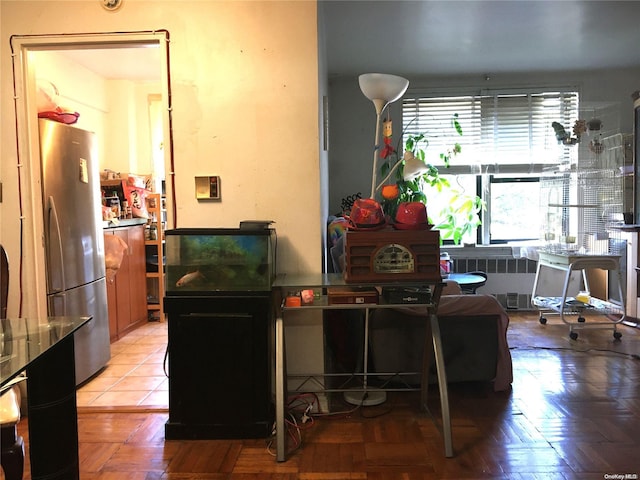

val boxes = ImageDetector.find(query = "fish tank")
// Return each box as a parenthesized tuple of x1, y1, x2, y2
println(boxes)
(164, 228, 276, 294)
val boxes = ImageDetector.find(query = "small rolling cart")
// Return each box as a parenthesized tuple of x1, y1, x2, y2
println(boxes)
(531, 251, 625, 340)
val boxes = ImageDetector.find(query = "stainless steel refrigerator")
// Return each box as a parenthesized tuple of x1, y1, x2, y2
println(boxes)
(39, 118, 110, 385)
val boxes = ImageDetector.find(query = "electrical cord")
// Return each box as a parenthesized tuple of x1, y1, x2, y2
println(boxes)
(266, 389, 399, 456)
(353, 391, 395, 419)
(265, 412, 304, 457)
(265, 392, 322, 456)
(310, 402, 360, 419)
(9, 36, 26, 317)
(163, 344, 170, 377)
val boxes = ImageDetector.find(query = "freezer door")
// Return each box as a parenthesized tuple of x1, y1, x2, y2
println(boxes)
(40, 119, 105, 293)
(48, 278, 110, 385)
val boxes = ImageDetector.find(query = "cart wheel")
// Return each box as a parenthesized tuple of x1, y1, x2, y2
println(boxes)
(570, 331, 578, 340)
(613, 331, 622, 340)
(577, 316, 586, 323)
(539, 316, 547, 325)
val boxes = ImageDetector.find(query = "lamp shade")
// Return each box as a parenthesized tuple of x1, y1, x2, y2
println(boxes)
(403, 153, 428, 180)
(359, 73, 409, 105)
(360, 73, 410, 198)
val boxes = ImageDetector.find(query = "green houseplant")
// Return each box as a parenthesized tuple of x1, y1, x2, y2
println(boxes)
(377, 114, 484, 244)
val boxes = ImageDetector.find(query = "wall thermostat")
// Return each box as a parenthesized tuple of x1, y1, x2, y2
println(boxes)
(195, 176, 221, 201)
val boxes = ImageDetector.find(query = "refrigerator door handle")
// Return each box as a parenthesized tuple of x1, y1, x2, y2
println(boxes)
(47, 195, 67, 312)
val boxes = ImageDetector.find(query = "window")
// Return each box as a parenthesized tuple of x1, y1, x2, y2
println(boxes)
(402, 88, 579, 244)
(486, 175, 541, 243)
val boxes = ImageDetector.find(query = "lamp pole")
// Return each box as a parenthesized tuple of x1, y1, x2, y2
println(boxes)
(370, 98, 387, 199)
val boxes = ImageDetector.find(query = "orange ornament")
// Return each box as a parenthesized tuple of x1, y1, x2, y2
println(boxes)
(381, 184, 400, 200)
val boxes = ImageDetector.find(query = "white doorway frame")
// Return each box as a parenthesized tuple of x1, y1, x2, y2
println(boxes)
(10, 31, 173, 319)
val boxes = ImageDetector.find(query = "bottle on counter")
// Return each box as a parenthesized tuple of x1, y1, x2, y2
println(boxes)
(122, 200, 132, 219)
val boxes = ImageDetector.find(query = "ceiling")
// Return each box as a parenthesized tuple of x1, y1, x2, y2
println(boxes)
(321, 0, 640, 77)
(60, 1, 640, 80)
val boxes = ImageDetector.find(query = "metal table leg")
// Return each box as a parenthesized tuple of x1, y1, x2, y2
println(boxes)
(430, 312, 453, 457)
(275, 313, 286, 461)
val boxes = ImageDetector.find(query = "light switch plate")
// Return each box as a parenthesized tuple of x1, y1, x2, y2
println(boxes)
(195, 176, 221, 200)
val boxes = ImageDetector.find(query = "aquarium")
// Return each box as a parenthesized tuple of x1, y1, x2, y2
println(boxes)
(164, 228, 276, 294)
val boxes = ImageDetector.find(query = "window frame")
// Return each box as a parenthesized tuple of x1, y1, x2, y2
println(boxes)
(483, 175, 541, 244)
(402, 86, 580, 245)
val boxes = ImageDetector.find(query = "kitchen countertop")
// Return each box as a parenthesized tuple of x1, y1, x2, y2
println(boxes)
(102, 218, 148, 229)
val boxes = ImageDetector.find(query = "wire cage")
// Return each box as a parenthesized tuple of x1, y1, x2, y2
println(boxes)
(540, 167, 624, 255)
(540, 103, 625, 257)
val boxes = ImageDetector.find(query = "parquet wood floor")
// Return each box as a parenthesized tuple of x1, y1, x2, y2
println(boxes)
(9, 312, 640, 479)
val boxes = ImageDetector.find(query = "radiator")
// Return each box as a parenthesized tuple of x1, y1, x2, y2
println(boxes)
(452, 256, 537, 311)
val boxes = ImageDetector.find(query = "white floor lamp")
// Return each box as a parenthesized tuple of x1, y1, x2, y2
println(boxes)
(343, 73, 410, 407)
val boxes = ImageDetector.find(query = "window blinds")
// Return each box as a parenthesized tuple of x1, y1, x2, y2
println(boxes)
(402, 88, 579, 174)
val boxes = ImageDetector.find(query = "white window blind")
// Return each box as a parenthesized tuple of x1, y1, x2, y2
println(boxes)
(402, 88, 579, 174)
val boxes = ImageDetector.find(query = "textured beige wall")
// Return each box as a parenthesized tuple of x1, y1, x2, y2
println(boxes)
(1, 1, 322, 318)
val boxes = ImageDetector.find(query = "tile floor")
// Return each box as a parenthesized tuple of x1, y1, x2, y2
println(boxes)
(76, 320, 169, 409)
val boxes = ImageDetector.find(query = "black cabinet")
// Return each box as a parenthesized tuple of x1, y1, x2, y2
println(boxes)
(164, 295, 272, 439)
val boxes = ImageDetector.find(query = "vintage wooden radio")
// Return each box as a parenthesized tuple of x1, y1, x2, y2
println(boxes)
(343, 227, 441, 283)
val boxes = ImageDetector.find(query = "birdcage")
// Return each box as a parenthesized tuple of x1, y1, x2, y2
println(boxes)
(540, 166, 623, 256)
(540, 103, 625, 256)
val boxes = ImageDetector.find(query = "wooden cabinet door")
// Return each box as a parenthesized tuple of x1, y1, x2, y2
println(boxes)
(106, 273, 118, 342)
(104, 231, 119, 342)
(104, 225, 148, 341)
(112, 228, 133, 336)
(127, 225, 148, 327)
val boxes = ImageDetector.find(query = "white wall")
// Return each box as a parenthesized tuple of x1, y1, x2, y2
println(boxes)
(1, 0, 322, 304)
(1, 1, 324, 378)
(328, 68, 640, 215)
(103, 79, 163, 175)
(30, 50, 110, 164)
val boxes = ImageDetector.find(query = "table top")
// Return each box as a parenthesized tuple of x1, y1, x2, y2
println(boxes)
(1, 316, 91, 388)
(447, 273, 486, 286)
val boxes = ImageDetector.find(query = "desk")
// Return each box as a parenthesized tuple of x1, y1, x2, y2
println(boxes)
(272, 273, 452, 462)
(1, 316, 91, 480)
(447, 272, 486, 293)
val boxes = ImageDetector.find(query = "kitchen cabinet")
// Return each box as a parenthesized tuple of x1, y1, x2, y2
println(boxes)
(105, 224, 147, 342)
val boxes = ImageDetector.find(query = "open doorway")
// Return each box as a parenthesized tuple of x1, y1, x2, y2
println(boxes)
(9, 32, 173, 401)
(10, 30, 173, 309)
